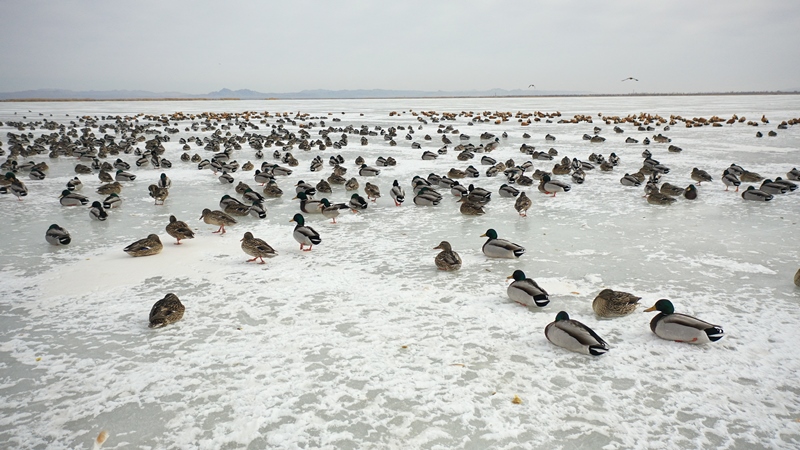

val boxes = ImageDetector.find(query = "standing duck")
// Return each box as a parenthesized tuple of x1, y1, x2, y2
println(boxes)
(200, 208, 236, 234)
(149, 293, 185, 328)
(124, 234, 163, 257)
(349, 193, 368, 212)
(481, 229, 525, 259)
(45, 224, 71, 245)
(721, 169, 741, 192)
(507, 270, 549, 307)
(240, 232, 277, 264)
(148, 184, 168, 205)
(293, 191, 322, 214)
(318, 198, 349, 223)
(539, 174, 570, 197)
(364, 182, 381, 202)
(545, 311, 609, 356)
(645, 299, 724, 344)
(691, 168, 713, 184)
(390, 180, 405, 206)
(433, 241, 462, 271)
(165, 215, 194, 244)
(290, 213, 321, 251)
(592, 289, 640, 317)
(514, 192, 532, 217)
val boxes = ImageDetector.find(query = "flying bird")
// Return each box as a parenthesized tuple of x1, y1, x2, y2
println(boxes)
(528, 84, 536, 88)
(621, 77, 639, 82)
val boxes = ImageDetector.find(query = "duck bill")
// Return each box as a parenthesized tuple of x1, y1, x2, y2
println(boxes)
(479, 233, 487, 237)
(644, 306, 657, 312)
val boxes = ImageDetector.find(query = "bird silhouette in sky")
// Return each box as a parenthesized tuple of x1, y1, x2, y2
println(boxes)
(621, 77, 639, 82)
(528, 84, 535, 88)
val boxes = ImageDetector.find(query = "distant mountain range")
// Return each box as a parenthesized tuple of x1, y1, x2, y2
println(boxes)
(1, 88, 796, 101)
(0, 87, 588, 100)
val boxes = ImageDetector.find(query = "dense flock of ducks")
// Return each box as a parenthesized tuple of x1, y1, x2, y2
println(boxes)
(2, 107, 799, 352)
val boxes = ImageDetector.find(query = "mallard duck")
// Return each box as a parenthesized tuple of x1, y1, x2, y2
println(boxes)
(740, 171, 763, 183)
(691, 167, 713, 184)
(253, 169, 273, 186)
(249, 201, 267, 219)
(447, 168, 466, 179)
(290, 213, 321, 251)
(158, 173, 171, 190)
(262, 179, 283, 198)
(390, 180, 405, 206)
(98, 170, 114, 183)
(243, 188, 265, 204)
(295, 180, 317, 197)
(241, 161, 254, 171)
(645, 299, 724, 344)
(539, 174, 570, 197)
(467, 184, 491, 204)
(124, 234, 163, 257)
(349, 193, 368, 212)
(3, 176, 28, 200)
(646, 192, 676, 205)
(97, 182, 122, 195)
(722, 169, 741, 191)
(293, 191, 322, 214)
(458, 197, 485, 215)
(166, 215, 194, 244)
(481, 229, 524, 259)
(148, 184, 168, 205)
(620, 173, 641, 187)
(28, 168, 46, 180)
(218, 171, 234, 184)
(241, 231, 277, 264)
(115, 170, 136, 182)
(102, 193, 121, 209)
(345, 177, 360, 191)
(571, 168, 586, 184)
(364, 182, 381, 202)
(787, 168, 800, 181)
(200, 208, 236, 234)
(741, 185, 773, 201)
(75, 164, 92, 174)
(449, 181, 467, 197)
(113, 159, 131, 170)
(359, 164, 380, 176)
(507, 270, 549, 307)
(592, 289, 640, 317)
(759, 179, 788, 195)
(45, 224, 71, 245)
(682, 184, 697, 200)
(59, 189, 89, 206)
(268, 164, 293, 176)
(319, 198, 349, 223)
(149, 293, 185, 328)
(414, 187, 442, 206)
(545, 311, 609, 356)
(235, 181, 252, 195)
(89, 201, 108, 221)
(66, 177, 83, 191)
(772, 177, 798, 191)
(794, 268, 800, 287)
(514, 192, 532, 217)
(499, 184, 519, 198)
(433, 241, 462, 271)
(328, 173, 346, 185)
(316, 179, 332, 194)
(224, 202, 251, 216)
(660, 182, 686, 197)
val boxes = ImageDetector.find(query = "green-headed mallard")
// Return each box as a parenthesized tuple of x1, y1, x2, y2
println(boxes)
(592, 289, 640, 318)
(545, 311, 609, 356)
(433, 241, 462, 271)
(413, 187, 441, 206)
(148, 184, 168, 205)
(124, 234, 163, 257)
(254, 169, 273, 186)
(645, 299, 724, 344)
(115, 170, 136, 182)
(359, 164, 381, 176)
(319, 198, 349, 223)
(166, 215, 194, 244)
(66, 177, 83, 191)
(741, 186, 773, 201)
(200, 208, 236, 234)
(481, 229, 524, 259)
(722, 169, 741, 191)
(290, 213, 321, 251)
(158, 173, 171, 190)
(60, 189, 89, 206)
(102, 193, 121, 209)
(539, 174, 570, 197)
(507, 270, 548, 307)
(243, 188, 265, 204)
(149, 293, 185, 328)
(89, 201, 108, 221)
(514, 192, 531, 217)
(293, 191, 322, 214)
(45, 224, 71, 246)
(390, 180, 405, 206)
(241, 231, 277, 264)
(364, 182, 381, 202)
(499, 183, 520, 198)
(349, 193, 368, 212)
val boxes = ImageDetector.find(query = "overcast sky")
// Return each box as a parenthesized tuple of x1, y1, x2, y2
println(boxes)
(1, 0, 798, 95)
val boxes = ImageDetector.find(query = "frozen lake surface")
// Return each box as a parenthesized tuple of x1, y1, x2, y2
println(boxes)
(0, 95, 799, 449)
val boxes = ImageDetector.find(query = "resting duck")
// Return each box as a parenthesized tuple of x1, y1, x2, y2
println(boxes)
(148, 184, 168, 205)
(66, 177, 83, 191)
(115, 170, 136, 182)
(345, 177, 360, 191)
(290, 213, 321, 251)
(413, 187, 441, 206)
(647, 192, 676, 205)
(124, 234, 163, 257)
(433, 241, 462, 271)
(262, 180, 283, 198)
(359, 164, 381, 176)
(499, 183, 520, 198)
(89, 201, 108, 221)
(200, 208, 236, 234)
(316, 179, 333, 194)
(60, 189, 89, 206)
(645, 299, 724, 344)
(166, 215, 194, 244)
(545, 311, 609, 356)
(149, 293, 185, 328)
(481, 229, 524, 259)
(102, 193, 121, 209)
(45, 224, 71, 245)
(240, 232, 277, 264)
(349, 193, 368, 212)
(684, 184, 698, 200)
(660, 182, 686, 197)
(458, 197, 485, 215)
(507, 270, 549, 307)
(741, 186, 773, 201)
(97, 182, 122, 195)
(592, 289, 640, 317)
(242, 188, 265, 205)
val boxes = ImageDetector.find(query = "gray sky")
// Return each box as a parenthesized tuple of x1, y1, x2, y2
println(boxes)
(1, 0, 798, 95)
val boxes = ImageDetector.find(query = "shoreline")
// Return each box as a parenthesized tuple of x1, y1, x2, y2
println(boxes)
(1, 91, 798, 103)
